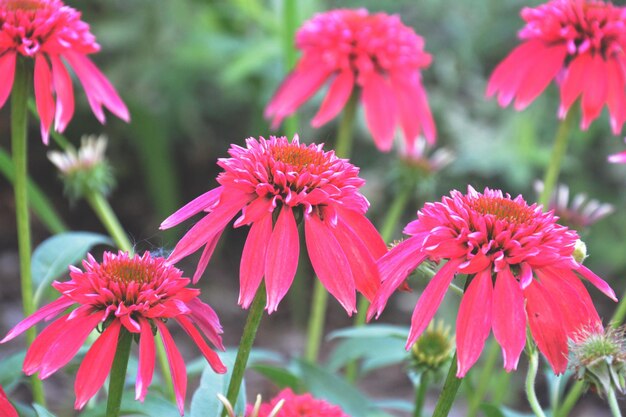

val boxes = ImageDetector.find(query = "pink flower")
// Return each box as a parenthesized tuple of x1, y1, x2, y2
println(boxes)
(1, 251, 226, 414)
(161, 135, 386, 314)
(0, 386, 18, 417)
(265, 9, 435, 152)
(368, 186, 617, 377)
(609, 138, 626, 163)
(0, 0, 130, 144)
(247, 389, 349, 417)
(486, 0, 626, 134)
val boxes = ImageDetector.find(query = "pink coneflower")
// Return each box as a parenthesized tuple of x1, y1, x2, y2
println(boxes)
(0, 386, 18, 417)
(161, 135, 386, 314)
(0, 0, 129, 144)
(248, 389, 349, 417)
(265, 9, 435, 152)
(609, 138, 626, 163)
(1, 251, 226, 414)
(368, 186, 617, 377)
(486, 0, 626, 134)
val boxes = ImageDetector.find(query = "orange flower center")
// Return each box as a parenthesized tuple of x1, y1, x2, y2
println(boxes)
(3, 0, 44, 11)
(468, 196, 534, 224)
(103, 260, 154, 285)
(270, 144, 328, 170)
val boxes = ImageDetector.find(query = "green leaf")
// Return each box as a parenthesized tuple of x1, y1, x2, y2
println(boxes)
(32, 404, 57, 417)
(327, 337, 406, 374)
(251, 364, 301, 390)
(31, 232, 112, 306)
(79, 394, 180, 417)
(0, 351, 26, 389)
(327, 324, 409, 340)
(480, 404, 537, 417)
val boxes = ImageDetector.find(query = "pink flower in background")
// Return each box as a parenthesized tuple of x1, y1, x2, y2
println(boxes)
(1, 251, 226, 415)
(368, 186, 616, 377)
(265, 9, 435, 152)
(0, 386, 18, 417)
(161, 135, 386, 314)
(248, 389, 349, 417)
(0, 0, 129, 144)
(609, 138, 626, 163)
(487, 0, 626, 134)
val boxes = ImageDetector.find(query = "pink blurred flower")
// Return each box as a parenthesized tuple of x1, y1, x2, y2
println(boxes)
(161, 135, 386, 314)
(0, 386, 18, 417)
(368, 186, 616, 377)
(486, 0, 626, 134)
(265, 9, 435, 152)
(609, 138, 626, 163)
(0, 0, 129, 144)
(1, 251, 226, 414)
(247, 389, 349, 417)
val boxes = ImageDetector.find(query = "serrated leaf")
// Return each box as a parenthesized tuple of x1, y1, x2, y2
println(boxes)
(32, 404, 56, 417)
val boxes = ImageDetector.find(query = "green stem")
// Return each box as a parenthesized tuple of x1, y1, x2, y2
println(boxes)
(223, 283, 266, 417)
(538, 113, 573, 208)
(305, 280, 328, 362)
(282, 0, 298, 137)
(105, 328, 132, 417)
(334, 94, 358, 159)
(12, 59, 45, 406)
(525, 349, 547, 417)
(466, 341, 500, 417)
(85, 191, 133, 253)
(610, 288, 626, 328)
(432, 353, 463, 417)
(413, 371, 430, 417)
(555, 381, 584, 417)
(607, 386, 623, 417)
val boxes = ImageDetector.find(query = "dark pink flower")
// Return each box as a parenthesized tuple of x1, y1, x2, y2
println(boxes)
(0, 386, 18, 417)
(368, 186, 616, 377)
(0, 0, 129, 144)
(265, 9, 435, 152)
(247, 389, 349, 417)
(1, 251, 226, 414)
(487, 0, 626, 134)
(161, 135, 386, 314)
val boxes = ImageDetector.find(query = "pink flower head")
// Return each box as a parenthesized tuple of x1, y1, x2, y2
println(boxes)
(368, 186, 617, 377)
(247, 389, 349, 417)
(265, 9, 436, 152)
(0, 386, 18, 417)
(486, 0, 626, 134)
(609, 137, 626, 163)
(161, 135, 386, 314)
(1, 251, 226, 415)
(0, 0, 130, 144)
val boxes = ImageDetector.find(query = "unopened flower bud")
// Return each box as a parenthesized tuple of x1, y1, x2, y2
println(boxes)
(410, 320, 454, 374)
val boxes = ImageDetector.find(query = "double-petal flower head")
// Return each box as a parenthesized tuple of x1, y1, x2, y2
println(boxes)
(487, 0, 626, 134)
(161, 135, 386, 314)
(1, 251, 226, 414)
(0, 0, 129, 143)
(369, 187, 616, 377)
(249, 389, 349, 417)
(265, 9, 436, 152)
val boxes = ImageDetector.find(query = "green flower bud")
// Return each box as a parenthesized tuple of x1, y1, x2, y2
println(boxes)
(410, 320, 454, 374)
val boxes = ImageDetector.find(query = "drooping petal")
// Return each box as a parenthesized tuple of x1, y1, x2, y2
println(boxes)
(335, 207, 387, 259)
(361, 71, 397, 151)
(0, 52, 16, 109)
(239, 213, 272, 309)
(456, 269, 493, 377)
(559, 53, 591, 119)
(406, 259, 463, 348)
(305, 214, 356, 314)
(513, 44, 567, 110)
(161, 187, 224, 229)
(156, 320, 187, 415)
(265, 206, 300, 313)
(186, 298, 225, 351)
(192, 229, 224, 284)
(580, 54, 609, 130)
(136, 318, 156, 402)
(74, 320, 121, 410)
(50, 55, 75, 132)
(34, 55, 55, 145)
(23, 314, 72, 376)
(492, 267, 526, 372)
(0, 385, 18, 417)
(1, 296, 73, 343)
(176, 315, 226, 374)
(391, 72, 436, 147)
(606, 58, 626, 134)
(311, 70, 354, 127)
(576, 264, 617, 301)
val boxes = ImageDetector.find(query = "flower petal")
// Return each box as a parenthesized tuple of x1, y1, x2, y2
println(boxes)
(606, 57, 626, 134)
(580, 54, 609, 130)
(192, 229, 224, 284)
(1, 296, 73, 343)
(559, 53, 591, 119)
(311, 70, 354, 127)
(0, 52, 16, 109)
(576, 264, 617, 301)
(50, 55, 75, 132)
(186, 298, 225, 351)
(161, 187, 224, 229)
(335, 207, 387, 259)
(513, 44, 567, 110)
(391, 72, 436, 147)
(156, 320, 187, 415)
(362, 72, 397, 151)
(34, 55, 55, 145)
(23, 314, 72, 376)
(176, 316, 226, 374)
(492, 267, 526, 372)
(239, 212, 272, 309)
(0, 385, 18, 417)
(136, 318, 156, 402)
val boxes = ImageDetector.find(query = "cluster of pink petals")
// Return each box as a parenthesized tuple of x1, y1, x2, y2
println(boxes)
(0, 0, 129, 143)
(265, 9, 436, 152)
(0, 386, 18, 417)
(248, 389, 349, 417)
(161, 135, 386, 314)
(1, 251, 226, 415)
(368, 186, 617, 377)
(487, 0, 626, 134)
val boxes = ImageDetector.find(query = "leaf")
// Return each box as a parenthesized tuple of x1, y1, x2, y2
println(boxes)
(79, 394, 180, 417)
(32, 404, 57, 417)
(0, 351, 26, 389)
(327, 337, 407, 374)
(480, 404, 537, 417)
(327, 324, 410, 340)
(251, 364, 301, 390)
(31, 232, 112, 306)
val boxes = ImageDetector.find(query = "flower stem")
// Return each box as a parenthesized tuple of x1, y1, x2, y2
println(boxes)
(608, 386, 623, 417)
(282, 0, 298, 137)
(466, 341, 500, 417)
(526, 349, 548, 417)
(223, 283, 266, 417)
(538, 112, 573, 208)
(106, 328, 133, 417)
(432, 353, 463, 417)
(334, 93, 358, 159)
(84, 191, 133, 253)
(11, 59, 46, 406)
(413, 371, 430, 417)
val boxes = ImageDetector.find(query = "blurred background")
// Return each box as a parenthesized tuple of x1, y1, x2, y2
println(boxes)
(1, 0, 626, 415)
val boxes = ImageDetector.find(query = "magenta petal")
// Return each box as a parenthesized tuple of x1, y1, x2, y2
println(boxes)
(265, 206, 299, 313)
(406, 258, 462, 349)
(74, 320, 121, 410)
(335, 207, 387, 259)
(305, 214, 356, 313)
(161, 187, 224, 229)
(456, 269, 493, 377)
(50, 55, 75, 132)
(176, 316, 226, 374)
(362, 71, 397, 151)
(580, 55, 609, 129)
(239, 213, 272, 309)
(186, 298, 225, 351)
(492, 267, 526, 372)
(136, 318, 156, 402)
(34, 55, 55, 145)
(606, 58, 626, 134)
(156, 321, 187, 415)
(0, 385, 18, 417)
(1, 297, 73, 343)
(559, 53, 591, 118)
(576, 265, 617, 301)
(391, 72, 436, 147)
(23, 314, 72, 376)
(0, 52, 16, 109)
(513, 44, 567, 110)
(192, 229, 224, 284)
(311, 70, 354, 127)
